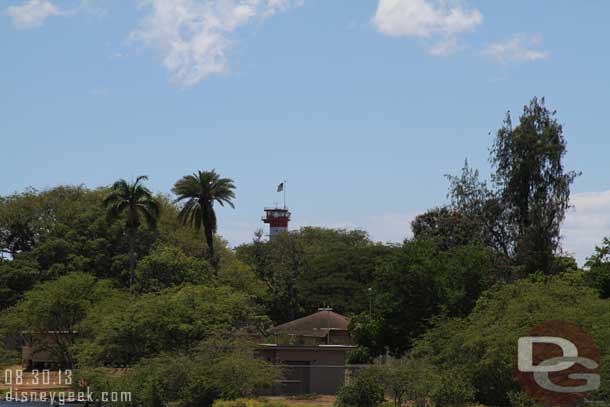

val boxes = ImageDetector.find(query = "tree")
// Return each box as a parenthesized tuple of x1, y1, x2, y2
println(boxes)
(490, 97, 579, 275)
(412, 207, 481, 251)
(584, 237, 610, 298)
(0, 189, 41, 258)
(0, 273, 115, 367)
(103, 176, 160, 290)
(135, 244, 211, 292)
(351, 239, 493, 357)
(445, 160, 512, 258)
(78, 337, 279, 407)
(411, 273, 610, 406)
(75, 285, 264, 366)
(172, 170, 236, 268)
(380, 358, 472, 407)
(236, 227, 394, 323)
(336, 367, 385, 407)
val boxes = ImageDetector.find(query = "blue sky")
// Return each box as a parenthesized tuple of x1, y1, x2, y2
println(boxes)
(2, 0, 610, 263)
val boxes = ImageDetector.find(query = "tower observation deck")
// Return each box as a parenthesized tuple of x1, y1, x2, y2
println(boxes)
(262, 207, 291, 239)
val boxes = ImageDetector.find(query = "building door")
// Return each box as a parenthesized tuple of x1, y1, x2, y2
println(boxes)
(283, 361, 311, 395)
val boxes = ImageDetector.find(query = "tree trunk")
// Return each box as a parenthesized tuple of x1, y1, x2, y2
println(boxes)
(128, 228, 136, 292)
(204, 226, 218, 272)
(202, 203, 217, 272)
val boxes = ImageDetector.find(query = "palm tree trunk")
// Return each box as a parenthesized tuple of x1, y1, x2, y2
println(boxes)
(204, 226, 217, 271)
(202, 204, 217, 272)
(128, 228, 136, 291)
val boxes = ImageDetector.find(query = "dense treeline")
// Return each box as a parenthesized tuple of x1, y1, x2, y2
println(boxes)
(1, 97, 610, 407)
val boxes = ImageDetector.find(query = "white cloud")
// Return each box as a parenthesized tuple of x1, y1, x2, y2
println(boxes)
(372, 0, 482, 56)
(5, 0, 62, 29)
(483, 34, 550, 64)
(130, 0, 303, 87)
(563, 189, 610, 265)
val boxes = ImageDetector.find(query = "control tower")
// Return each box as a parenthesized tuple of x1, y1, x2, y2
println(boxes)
(262, 207, 291, 239)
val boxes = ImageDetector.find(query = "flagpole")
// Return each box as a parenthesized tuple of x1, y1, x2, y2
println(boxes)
(283, 180, 287, 209)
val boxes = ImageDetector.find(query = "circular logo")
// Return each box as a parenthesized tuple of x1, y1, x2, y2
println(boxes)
(514, 320, 600, 407)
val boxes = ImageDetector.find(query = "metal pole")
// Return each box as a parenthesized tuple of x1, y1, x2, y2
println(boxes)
(283, 179, 287, 209)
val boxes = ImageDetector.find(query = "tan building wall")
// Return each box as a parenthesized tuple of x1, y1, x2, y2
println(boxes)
(259, 346, 354, 395)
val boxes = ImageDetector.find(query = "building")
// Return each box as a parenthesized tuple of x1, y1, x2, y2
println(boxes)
(258, 308, 356, 395)
(262, 207, 291, 239)
(21, 331, 76, 370)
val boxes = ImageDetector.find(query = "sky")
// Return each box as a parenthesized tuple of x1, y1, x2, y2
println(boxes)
(1, 0, 610, 265)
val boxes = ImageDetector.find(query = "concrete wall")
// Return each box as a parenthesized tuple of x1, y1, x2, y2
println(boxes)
(259, 347, 350, 395)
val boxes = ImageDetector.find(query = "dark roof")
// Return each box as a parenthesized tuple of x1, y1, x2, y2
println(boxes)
(271, 309, 349, 337)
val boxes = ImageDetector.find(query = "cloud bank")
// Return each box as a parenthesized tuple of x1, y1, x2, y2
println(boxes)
(5, 0, 62, 29)
(130, 0, 303, 87)
(563, 189, 610, 265)
(483, 34, 550, 64)
(372, 0, 483, 56)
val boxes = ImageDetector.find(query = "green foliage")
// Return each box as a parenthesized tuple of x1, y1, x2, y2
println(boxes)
(1, 272, 115, 366)
(79, 338, 279, 407)
(411, 273, 610, 406)
(103, 175, 160, 290)
(381, 359, 437, 407)
(75, 284, 265, 366)
(0, 258, 39, 309)
(346, 347, 373, 364)
(213, 399, 326, 407)
(0, 348, 19, 368)
(430, 370, 476, 407)
(443, 161, 512, 263)
(172, 170, 236, 264)
(351, 239, 494, 356)
(412, 207, 482, 252)
(135, 243, 212, 292)
(336, 367, 385, 407)
(490, 97, 579, 275)
(0, 186, 234, 308)
(584, 237, 610, 298)
(506, 391, 543, 407)
(236, 227, 396, 323)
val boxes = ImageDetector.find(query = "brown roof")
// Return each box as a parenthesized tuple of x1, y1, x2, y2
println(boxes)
(271, 309, 349, 337)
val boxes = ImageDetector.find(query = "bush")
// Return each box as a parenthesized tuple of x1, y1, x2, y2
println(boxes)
(75, 285, 264, 366)
(506, 391, 542, 407)
(0, 348, 19, 368)
(431, 370, 475, 407)
(412, 274, 610, 407)
(336, 368, 385, 407)
(346, 348, 373, 365)
(213, 400, 286, 407)
(381, 358, 437, 407)
(78, 338, 280, 407)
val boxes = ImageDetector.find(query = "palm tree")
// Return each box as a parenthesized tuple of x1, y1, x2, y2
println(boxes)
(103, 175, 160, 290)
(172, 170, 236, 266)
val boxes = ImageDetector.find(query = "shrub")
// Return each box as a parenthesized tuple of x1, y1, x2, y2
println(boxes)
(506, 391, 542, 407)
(78, 338, 280, 407)
(213, 400, 286, 407)
(412, 274, 610, 407)
(346, 348, 373, 365)
(381, 358, 437, 407)
(431, 370, 475, 407)
(336, 367, 385, 407)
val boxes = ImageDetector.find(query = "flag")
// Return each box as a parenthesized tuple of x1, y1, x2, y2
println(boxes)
(277, 182, 284, 192)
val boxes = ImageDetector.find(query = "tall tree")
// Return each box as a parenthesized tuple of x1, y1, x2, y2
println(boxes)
(172, 170, 236, 267)
(490, 97, 579, 275)
(103, 176, 160, 290)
